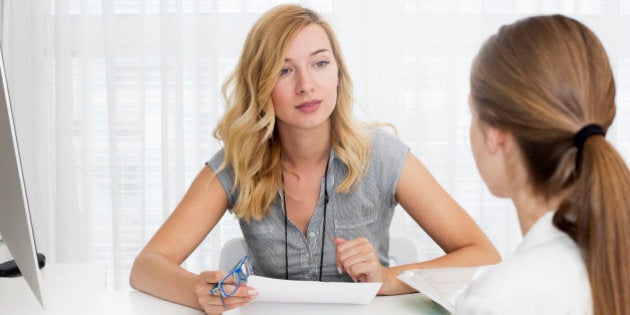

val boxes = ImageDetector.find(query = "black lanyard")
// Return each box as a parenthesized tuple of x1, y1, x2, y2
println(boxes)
(282, 159, 330, 281)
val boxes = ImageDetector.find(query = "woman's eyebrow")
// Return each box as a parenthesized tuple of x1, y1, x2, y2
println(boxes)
(284, 48, 330, 62)
(310, 48, 329, 56)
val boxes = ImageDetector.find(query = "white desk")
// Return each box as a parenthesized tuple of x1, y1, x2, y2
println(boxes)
(0, 264, 448, 315)
(226, 293, 448, 315)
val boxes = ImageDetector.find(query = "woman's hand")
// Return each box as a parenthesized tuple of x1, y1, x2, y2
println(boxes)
(334, 237, 386, 283)
(334, 237, 411, 295)
(195, 270, 257, 314)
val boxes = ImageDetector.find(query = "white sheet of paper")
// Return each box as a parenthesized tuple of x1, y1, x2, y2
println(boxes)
(246, 275, 382, 304)
(397, 266, 492, 312)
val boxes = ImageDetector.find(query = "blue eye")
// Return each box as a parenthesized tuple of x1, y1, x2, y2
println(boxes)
(280, 68, 290, 75)
(314, 60, 329, 68)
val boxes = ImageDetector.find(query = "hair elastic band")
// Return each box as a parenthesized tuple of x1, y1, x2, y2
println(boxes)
(573, 124, 605, 169)
(573, 123, 605, 152)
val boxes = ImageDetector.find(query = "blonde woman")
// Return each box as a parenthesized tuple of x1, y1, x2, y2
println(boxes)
(130, 4, 499, 314)
(455, 15, 630, 314)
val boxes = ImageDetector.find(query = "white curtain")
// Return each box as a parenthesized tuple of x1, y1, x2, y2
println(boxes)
(3, 0, 629, 289)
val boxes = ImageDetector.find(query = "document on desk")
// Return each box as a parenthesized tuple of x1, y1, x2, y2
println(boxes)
(246, 275, 381, 304)
(397, 266, 492, 312)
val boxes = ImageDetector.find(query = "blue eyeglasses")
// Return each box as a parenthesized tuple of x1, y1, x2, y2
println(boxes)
(209, 255, 253, 309)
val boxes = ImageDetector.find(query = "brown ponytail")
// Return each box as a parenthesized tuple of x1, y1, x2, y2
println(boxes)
(555, 137, 630, 315)
(471, 14, 630, 315)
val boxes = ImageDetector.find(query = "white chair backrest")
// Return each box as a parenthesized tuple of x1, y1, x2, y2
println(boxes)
(218, 237, 248, 271)
(388, 235, 422, 266)
(218, 235, 421, 270)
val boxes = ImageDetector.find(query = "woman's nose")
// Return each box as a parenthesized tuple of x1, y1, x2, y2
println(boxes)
(295, 70, 315, 94)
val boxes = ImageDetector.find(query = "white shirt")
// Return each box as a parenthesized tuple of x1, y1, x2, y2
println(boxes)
(453, 211, 592, 314)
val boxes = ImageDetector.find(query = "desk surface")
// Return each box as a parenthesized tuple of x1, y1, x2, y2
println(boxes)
(0, 264, 448, 315)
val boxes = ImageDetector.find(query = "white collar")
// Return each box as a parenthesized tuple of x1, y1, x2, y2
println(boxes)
(516, 211, 569, 253)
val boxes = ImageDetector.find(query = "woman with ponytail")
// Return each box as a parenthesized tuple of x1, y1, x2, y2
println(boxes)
(454, 15, 630, 314)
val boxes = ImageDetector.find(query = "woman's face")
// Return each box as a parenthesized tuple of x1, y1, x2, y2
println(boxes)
(469, 98, 509, 197)
(271, 24, 339, 133)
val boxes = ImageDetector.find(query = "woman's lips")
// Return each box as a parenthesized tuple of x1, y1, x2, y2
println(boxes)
(295, 100, 322, 113)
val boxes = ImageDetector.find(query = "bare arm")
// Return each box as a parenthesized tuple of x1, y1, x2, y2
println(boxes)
(386, 152, 500, 293)
(129, 166, 253, 312)
(336, 152, 500, 295)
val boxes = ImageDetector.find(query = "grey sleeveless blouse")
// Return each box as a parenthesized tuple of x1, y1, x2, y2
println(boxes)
(206, 128, 409, 282)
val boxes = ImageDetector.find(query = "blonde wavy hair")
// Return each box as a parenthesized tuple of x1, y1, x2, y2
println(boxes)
(213, 4, 371, 221)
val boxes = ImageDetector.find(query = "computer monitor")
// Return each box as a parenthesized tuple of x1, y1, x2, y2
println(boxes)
(0, 43, 45, 307)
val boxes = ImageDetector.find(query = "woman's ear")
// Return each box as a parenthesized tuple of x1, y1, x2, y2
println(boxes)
(484, 126, 509, 155)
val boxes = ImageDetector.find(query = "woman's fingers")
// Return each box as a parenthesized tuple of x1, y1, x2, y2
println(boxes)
(335, 237, 384, 283)
(199, 270, 227, 284)
(199, 294, 251, 314)
(334, 237, 347, 275)
(200, 285, 257, 314)
(335, 237, 359, 281)
(194, 270, 257, 314)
